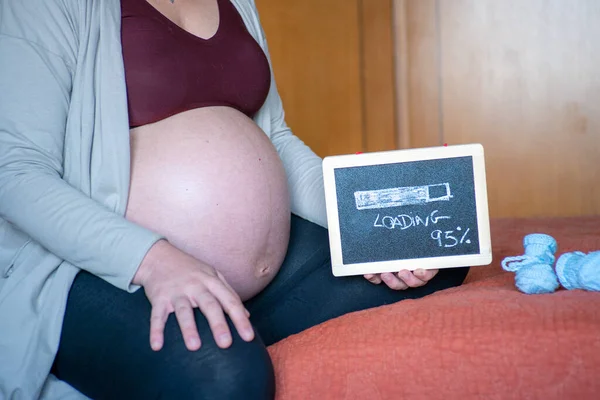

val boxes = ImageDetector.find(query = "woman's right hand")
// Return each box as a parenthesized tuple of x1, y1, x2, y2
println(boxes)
(133, 239, 254, 351)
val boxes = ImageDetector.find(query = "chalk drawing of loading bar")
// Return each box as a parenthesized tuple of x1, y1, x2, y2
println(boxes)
(354, 183, 453, 210)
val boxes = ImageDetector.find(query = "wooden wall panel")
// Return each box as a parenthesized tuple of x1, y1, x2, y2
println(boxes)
(396, 0, 600, 218)
(256, 0, 397, 157)
(361, 0, 397, 152)
(395, 0, 441, 149)
(439, 0, 600, 218)
(255, 0, 363, 158)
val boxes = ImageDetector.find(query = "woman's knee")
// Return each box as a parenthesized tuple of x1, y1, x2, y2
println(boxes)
(151, 322, 275, 399)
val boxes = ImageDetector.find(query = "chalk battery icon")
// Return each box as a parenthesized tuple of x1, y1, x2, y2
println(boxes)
(354, 183, 452, 210)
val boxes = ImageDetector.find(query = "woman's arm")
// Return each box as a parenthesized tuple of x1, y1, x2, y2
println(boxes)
(0, 1, 163, 291)
(268, 98, 329, 229)
(0, 34, 163, 292)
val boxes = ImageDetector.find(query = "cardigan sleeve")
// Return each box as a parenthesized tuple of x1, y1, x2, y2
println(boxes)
(0, 14, 163, 292)
(248, 2, 329, 229)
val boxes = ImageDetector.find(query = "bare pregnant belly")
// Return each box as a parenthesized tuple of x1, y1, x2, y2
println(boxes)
(125, 107, 291, 300)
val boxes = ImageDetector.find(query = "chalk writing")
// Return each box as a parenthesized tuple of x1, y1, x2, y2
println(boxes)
(373, 210, 451, 230)
(373, 210, 472, 248)
(431, 226, 472, 248)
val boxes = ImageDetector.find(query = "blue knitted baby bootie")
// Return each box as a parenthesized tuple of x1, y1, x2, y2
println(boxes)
(555, 250, 600, 291)
(501, 233, 560, 294)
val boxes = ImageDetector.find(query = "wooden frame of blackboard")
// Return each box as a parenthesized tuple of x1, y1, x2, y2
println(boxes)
(322, 143, 492, 277)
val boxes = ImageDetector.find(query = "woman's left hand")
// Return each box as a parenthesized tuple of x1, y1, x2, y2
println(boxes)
(364, 269, 439, 290)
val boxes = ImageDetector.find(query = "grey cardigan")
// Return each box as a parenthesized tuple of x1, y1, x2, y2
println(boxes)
(0, 0, 327, 398)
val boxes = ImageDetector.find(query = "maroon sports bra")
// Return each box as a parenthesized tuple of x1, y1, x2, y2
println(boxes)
(121, 0, 272, 128)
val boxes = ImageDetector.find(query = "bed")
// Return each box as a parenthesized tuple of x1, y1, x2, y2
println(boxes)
(267, 216, 600, 399)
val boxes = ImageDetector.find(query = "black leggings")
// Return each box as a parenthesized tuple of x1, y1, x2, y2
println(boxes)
(52, 215, 469, 399)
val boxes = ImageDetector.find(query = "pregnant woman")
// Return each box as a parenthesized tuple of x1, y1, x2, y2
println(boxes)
(0, 0, 469, 399)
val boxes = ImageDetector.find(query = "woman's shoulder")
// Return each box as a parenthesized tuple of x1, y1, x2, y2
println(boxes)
(231, 0, 258, 8)
(229, 0, 265, 41)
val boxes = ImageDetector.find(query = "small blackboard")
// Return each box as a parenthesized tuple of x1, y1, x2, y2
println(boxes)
(322, 144, 492, 276)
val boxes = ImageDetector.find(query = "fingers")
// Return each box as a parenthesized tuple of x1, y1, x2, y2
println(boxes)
(142, 244, 255, 352)
(149, 303, 169, 352)
(364, 274, 382, 284)
(173, 296, 202, 351)
(396, 269, 426, 288)
(194, 290, 234, 349)
(151, 284, 252, 353)
(205, 276, 255, 344)
(381, 272, 409, 290)
(381, 269, 438, 290)
(414, 268, 439, 282)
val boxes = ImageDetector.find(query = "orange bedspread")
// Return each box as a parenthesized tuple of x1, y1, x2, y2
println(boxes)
(268, 216, 600, 399)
